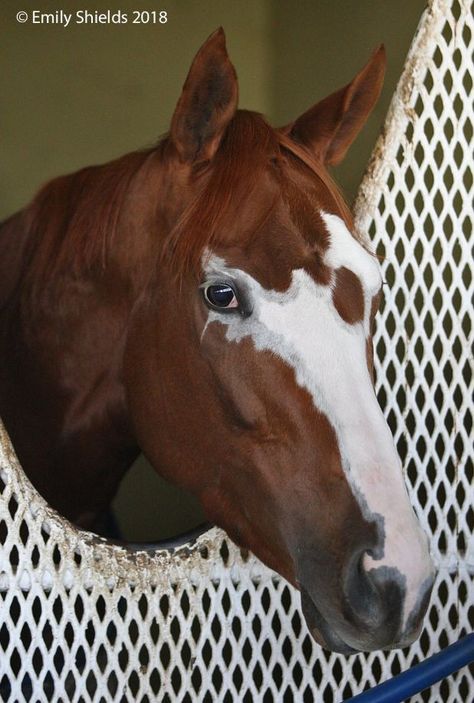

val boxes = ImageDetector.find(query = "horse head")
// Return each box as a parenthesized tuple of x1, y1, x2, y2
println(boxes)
(123, 29, 435, 653)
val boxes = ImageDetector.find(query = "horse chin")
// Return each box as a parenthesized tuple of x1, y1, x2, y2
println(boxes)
(300, 588, 357, 655)
(302, 592, 427, 656)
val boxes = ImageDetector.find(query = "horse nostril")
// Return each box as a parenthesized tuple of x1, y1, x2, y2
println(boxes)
(343, 553, 403, 638)
(344, 553, 381, 625)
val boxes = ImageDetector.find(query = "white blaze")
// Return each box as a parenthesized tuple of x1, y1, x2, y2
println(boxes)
(202, 213, 433, 630)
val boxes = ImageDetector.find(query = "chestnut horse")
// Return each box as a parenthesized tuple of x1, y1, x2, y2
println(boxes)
(0, 29, 434, 653)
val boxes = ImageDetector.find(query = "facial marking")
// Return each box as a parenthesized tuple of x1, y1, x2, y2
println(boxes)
(202, 222, 432, 629)
(332, 267, 364, 325)
(322, 211, 382, 334)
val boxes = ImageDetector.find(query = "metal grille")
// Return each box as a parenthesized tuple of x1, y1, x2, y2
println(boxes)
(0, 0, 472, 700)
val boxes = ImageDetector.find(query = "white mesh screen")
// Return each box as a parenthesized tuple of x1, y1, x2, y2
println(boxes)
(0, 0, 473, 700)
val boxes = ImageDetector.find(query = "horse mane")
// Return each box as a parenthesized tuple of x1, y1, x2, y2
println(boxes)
(21, 147, 155, 285)
(20, 110, 353, 287)
(162, 111, 282, 278)
(162, 110, 354, 280)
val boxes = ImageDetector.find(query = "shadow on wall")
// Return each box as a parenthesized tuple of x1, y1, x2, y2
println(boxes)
(113, 456, 206, 543)
(1, 0, 426, 541)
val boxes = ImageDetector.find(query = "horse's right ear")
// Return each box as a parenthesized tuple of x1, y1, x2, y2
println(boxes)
(284, 46, 386, 166)
(170, 28, 238, 164)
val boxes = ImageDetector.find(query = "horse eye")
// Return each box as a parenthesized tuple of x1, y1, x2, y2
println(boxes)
(203, 283, 239, 310)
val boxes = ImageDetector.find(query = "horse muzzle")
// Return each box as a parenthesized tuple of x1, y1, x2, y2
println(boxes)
(298, 553, 436, 654)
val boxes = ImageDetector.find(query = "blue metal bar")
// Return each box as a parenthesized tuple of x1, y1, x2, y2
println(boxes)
(345, 633, 474, 702)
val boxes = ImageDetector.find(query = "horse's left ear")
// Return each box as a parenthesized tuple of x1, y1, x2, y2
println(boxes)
(170, 27, 238, 164)
(285, 45, 386, 166)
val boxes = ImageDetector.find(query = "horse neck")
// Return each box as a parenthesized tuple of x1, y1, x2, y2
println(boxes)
(0, 154, 156, 428)
(0, 211, 32, 312)
(0, 188, 140, 524)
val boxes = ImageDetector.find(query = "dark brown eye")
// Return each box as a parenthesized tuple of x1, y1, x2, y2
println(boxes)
(203, 283, 238, 310)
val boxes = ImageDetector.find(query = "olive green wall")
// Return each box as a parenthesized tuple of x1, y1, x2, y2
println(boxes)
(272, 0, 427, 201)
(1, 1, 426, 541)
(0, 0, 273, 218)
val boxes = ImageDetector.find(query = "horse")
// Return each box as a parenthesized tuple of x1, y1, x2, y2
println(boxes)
(0, 28, 434, 654)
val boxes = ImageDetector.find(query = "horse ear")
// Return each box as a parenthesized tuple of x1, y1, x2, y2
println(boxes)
(170, 28, 238, 164)
(285, 45, 386, 166)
